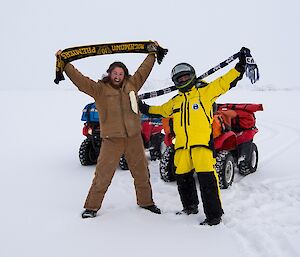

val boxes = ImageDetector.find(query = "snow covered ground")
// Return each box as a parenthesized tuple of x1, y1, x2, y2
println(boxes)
(1, 0, 299, 255)
(0, 86, 299, 257)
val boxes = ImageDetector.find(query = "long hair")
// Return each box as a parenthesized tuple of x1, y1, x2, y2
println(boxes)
(102, 61, 130, 83)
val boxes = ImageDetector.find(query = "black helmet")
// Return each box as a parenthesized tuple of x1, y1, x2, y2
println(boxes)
(171, 63, 196, 92)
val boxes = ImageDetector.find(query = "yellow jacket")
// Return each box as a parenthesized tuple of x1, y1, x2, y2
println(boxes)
(148, 67, 243, 150)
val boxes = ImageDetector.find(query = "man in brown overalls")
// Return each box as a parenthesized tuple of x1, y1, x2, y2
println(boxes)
(56, 45, 161, 218)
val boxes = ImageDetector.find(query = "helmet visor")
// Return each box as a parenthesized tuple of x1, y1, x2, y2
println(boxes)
(171, 64, 193, 77)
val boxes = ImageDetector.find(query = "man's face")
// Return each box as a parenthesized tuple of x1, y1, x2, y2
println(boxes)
(178, 74, 191, 84)
(110, 67, 125, 87)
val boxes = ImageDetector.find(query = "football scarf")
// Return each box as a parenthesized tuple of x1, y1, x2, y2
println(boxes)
(54, 40, 168, 84)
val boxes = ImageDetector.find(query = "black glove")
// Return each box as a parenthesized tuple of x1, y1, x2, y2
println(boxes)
(235, 47, 260, 84)
(138, 99, 163, 118)
(138, 99, 150, 115)
(235, 47, 251, 73)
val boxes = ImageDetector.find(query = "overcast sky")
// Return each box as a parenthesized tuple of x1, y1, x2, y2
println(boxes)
(1, 0, 299, 90)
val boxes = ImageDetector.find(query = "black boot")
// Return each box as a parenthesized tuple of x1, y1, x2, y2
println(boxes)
(176, 204, 199, 215)
(199, 217, 222, 226)
(141, 205, 161, 214)
(82, 209, 97, 219)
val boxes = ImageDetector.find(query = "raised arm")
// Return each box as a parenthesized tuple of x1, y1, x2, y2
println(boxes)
(55, 50, 100, 98)
(64, 63, 100, 98)
(203, 66, 244, 103)
(130, 53, 156, 91)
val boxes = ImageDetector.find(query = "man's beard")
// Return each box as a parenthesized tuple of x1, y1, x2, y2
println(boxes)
(111, 78, 123, 88)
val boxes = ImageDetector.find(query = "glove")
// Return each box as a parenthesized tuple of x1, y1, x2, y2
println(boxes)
(138, 99, 163, 118)
(235, 47, 251, 73)
(235, 47, 260, 84)
(138, 99, 150, 115)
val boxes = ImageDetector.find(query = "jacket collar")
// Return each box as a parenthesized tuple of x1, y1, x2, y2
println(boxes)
(178, 85, 197, 96)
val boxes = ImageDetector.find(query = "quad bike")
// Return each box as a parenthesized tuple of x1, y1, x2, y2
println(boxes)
(141, 114, 164, 161)
(79, 103, 164, 169)
(159, 103, 263, 189)
(79, 103, 101, 166)
(79, 103, 129, 168)
(118, 115, 164, 169)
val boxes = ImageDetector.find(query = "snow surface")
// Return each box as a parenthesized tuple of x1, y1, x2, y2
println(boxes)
(0, 86, 300, 257)
(1, 0, 300, 256)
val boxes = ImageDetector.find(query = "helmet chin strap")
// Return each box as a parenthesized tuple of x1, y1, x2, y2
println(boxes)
(177, 75, 196, 92)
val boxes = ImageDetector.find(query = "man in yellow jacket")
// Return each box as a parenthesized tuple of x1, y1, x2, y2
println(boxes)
(139, 48, 247, 225)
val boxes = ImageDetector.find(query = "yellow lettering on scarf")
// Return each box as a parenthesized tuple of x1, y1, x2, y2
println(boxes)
(61, 47, 97, 59)
(111, 44, 145, 52)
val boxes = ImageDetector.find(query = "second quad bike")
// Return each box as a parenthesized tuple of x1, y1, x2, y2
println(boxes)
(159, 103, 263, 189)
(118, 114, 164, 169)
(79, 103, 164, 169)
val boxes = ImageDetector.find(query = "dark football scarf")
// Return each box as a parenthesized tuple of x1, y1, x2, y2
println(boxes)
(54, 40, 168, 84)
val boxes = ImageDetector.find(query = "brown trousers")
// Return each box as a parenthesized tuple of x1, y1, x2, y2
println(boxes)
(84, 134, 154, 211)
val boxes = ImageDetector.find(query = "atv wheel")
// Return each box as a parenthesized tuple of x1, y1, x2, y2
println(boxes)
(250, 143, 258, 172)
(149, 133, 164, 161)
(239, 143, 258, 175)
(79, 139, 98, 166)
(215, 151, 235, 189)
(159, 145, 176, 182)
(150, 149, 161, 161)
(119, 154, 129, 170)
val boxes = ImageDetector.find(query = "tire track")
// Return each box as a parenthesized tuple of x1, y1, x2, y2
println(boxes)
(222, 117, 300, 257)
(256, 120, 300, 168)
(223, 178, 300, 257)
